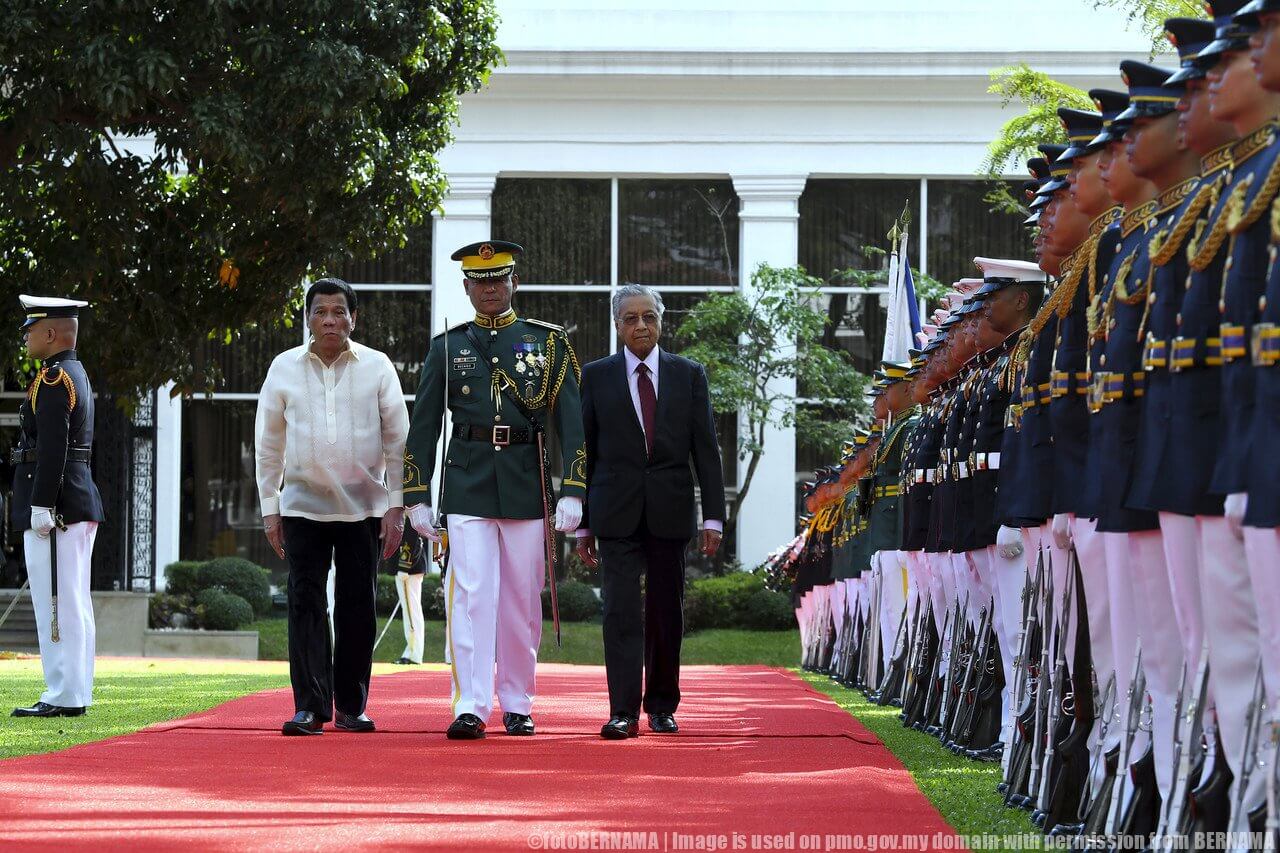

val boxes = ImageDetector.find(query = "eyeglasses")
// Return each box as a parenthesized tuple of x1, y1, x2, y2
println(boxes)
(621, 312, 660, 327)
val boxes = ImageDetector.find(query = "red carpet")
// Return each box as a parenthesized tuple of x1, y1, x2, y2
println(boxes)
(0, 665, 965, 851)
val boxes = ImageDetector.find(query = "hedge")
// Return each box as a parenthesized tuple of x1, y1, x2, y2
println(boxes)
(199, 557, 272, 617)
(195, 588, 254, 631)
(541, 580, 600, 622)
(684, 572, 792, 633)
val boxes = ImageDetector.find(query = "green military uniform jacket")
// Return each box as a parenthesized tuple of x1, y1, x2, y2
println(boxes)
(403, 308, 587, 520)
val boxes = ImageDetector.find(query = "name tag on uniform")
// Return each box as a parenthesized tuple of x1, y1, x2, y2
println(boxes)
(451, 356, 477, 371)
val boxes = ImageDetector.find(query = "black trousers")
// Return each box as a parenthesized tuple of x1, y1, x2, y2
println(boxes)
(599, 519, 689, 717)
(282, 516, 379, 720)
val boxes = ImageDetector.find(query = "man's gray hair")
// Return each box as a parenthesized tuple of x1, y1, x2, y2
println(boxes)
(611, 284, 665, 322)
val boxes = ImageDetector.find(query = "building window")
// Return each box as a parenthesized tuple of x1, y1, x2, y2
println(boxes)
(619, 179, 739, 287)
(799, 179, 921, 281)
(926, 179, 1031, 287)
(351, 290, 433, 393)
(492, 178, 612, 285)
(332, 223, 433, 284)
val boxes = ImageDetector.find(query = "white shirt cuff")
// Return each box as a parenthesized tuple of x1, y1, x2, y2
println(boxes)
(575, 528, 592, 539)
(704, 520, 723, 533)
(260, 495, 280, 516)
(388, 489, 404, 508)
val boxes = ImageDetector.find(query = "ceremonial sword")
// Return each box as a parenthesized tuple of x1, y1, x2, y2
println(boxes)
(432, 319, 450, 569)
(48, 513, 67, 643)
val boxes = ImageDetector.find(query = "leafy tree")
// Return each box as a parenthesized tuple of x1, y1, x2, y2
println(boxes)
(0, 0, 501, 399)
(680, 264, 871, 537)
(981, 1, 1205, 212)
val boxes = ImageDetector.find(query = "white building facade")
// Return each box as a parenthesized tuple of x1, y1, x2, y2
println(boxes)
(156, 0, 1156, 587)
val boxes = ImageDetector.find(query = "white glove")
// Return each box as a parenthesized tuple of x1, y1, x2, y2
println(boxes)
(1225, 492, 1248, 541)
(996, 525, 1024, 560)
(555, 496, 583, 533)
(407, 503, 443, 544)
(30, 506, 55, 539)
(1051, 513, 1072, 552)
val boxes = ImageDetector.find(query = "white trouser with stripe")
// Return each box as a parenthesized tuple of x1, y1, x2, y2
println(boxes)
(25, 522, 99, 709)
(444, 514, 545, 720)
(396, 571, 425, 664)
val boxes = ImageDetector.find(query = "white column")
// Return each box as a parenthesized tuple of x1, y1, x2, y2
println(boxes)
(153, 382, 182, 590)
(427, 174, 497, 500)
(730, 175, 807, 570)
(431, 173, 497, 334)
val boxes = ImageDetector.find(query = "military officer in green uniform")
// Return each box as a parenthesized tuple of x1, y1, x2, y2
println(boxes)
(404, 240, 587, 740)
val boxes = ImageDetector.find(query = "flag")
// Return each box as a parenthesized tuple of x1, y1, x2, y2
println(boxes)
(881, 230, 920, 364)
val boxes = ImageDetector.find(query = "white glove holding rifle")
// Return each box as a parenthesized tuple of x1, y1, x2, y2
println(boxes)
(407, 503, 443, 544)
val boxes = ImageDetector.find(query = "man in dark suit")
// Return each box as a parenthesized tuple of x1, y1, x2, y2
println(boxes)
(575, 284, 727, 739)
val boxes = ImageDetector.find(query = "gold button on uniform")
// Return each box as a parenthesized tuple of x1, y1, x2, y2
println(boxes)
(494, 445, 502, 452)
(494, 415, 502, 423)
(491, 356, 499, 364)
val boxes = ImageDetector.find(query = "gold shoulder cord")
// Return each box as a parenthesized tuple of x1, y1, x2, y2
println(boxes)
(27, 368, 76, 414)
(1151, 177, 1221, 268)
(491, 330, 579, 413)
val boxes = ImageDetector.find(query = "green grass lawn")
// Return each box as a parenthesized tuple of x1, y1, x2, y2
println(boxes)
(801, 672, 1040, 852)
(0, 658, 290, 760)
(250, 616, 800, 667)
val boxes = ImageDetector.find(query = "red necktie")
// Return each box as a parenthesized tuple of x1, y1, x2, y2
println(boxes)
(636, 362, 656, 458)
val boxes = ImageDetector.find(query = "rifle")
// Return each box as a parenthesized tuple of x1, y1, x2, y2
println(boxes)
(877, 600, 911, 705)
(952, 600, 992, 751)
(1163, 639, 1209, 845)
(1006, 557, 1045, 807)
(1002, 564, 1038, 790)
(1104, 647, 1147, 836)
(920, 605, 951, 734)
(1035, 555, 1074, 825)
(938, 592, 969, 737)
(1229, 663, 1266, 838)
(1045, 555, 1095, 833)
(903, 598, 936, 728)
(1026, 558, 1055, 810)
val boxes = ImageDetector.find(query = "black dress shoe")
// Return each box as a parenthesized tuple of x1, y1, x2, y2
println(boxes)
(11, 701, 85, 718)
(601, 715, 639, 740)
(394, 657, 418, 666)
(334, 712, 376, 732)
(503, 712, 535, 736)
(282, 711, 324, 736)
(647, 713, 678, 734)
(447, 713, 486, 740)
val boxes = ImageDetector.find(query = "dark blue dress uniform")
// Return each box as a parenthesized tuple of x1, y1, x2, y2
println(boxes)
(866, 411, 917, 555)
(1050, 210, 1121, 517)
(1244, 175, 1280, 526)
(1088, 200, 1161, 532)
(1209, 123, 1280, 497)
(960, 337, 1017, 551)
(951, 356, 985, 552)
(926, 381, 967, 554)
(902, 402, 941, 551)
(1130, 162, 1231, 515)
(993, 315, 1054, 527)
(11, 350, 104, 531)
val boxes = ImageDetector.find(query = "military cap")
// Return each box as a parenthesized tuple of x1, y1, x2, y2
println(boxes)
(451, 240, 523, 280)
(1164, 18, 1218, 84)
(1236, 0, 1280, 27)
(20, 295, 89, 331)
(1197, 0, 1257, 66)
(1036, 144, 1072, 196)
(1023, 208, 1043, 228)
(1086, 89, 1132, 147)
(958, 294, 989, 315)
(1116, 61, 1181, 122)
(1058, 108, 1106, 161)
(973, 257, 1047, 297)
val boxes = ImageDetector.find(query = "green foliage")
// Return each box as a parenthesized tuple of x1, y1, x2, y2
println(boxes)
(195, 588, 254, 631)
(0, 1, 502, 399)
(422, 574, 446, 621)
(199, 557, 272, 618)
(542, 579, 601, 623)
(681, 264, 870, 529)
(1093, 0, 1207, 52)
(376, 575, 399, 616)
(741, 588, 796, 630)
(684, 571, 792, 633)
(148, 592, 195, 629)
(162, 561, 204, 597)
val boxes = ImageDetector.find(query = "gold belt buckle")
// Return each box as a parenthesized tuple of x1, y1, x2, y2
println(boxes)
(1254, 323, 1279, 367)
(1088, 372, 1108, 413)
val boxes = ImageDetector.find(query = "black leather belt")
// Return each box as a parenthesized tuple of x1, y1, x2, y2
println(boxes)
(451, 424, 532, 445)
(10, 446, 92, 465)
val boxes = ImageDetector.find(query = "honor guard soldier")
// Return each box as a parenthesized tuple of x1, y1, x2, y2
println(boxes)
(11, 296, 104, 719)
(1191, 1, 1280, 824)
(404, 241, 586, 739)
(1237, 2, 1280, 838)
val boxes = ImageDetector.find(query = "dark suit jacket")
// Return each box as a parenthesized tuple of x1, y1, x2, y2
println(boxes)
(581, 349, 726, 541)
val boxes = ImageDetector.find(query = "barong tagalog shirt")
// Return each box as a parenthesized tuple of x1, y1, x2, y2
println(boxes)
(255, 339, 409, 521)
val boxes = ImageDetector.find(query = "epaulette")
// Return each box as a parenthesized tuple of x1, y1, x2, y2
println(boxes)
(1149, 174, 1221, 267)
(432, 321, 470, 338)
